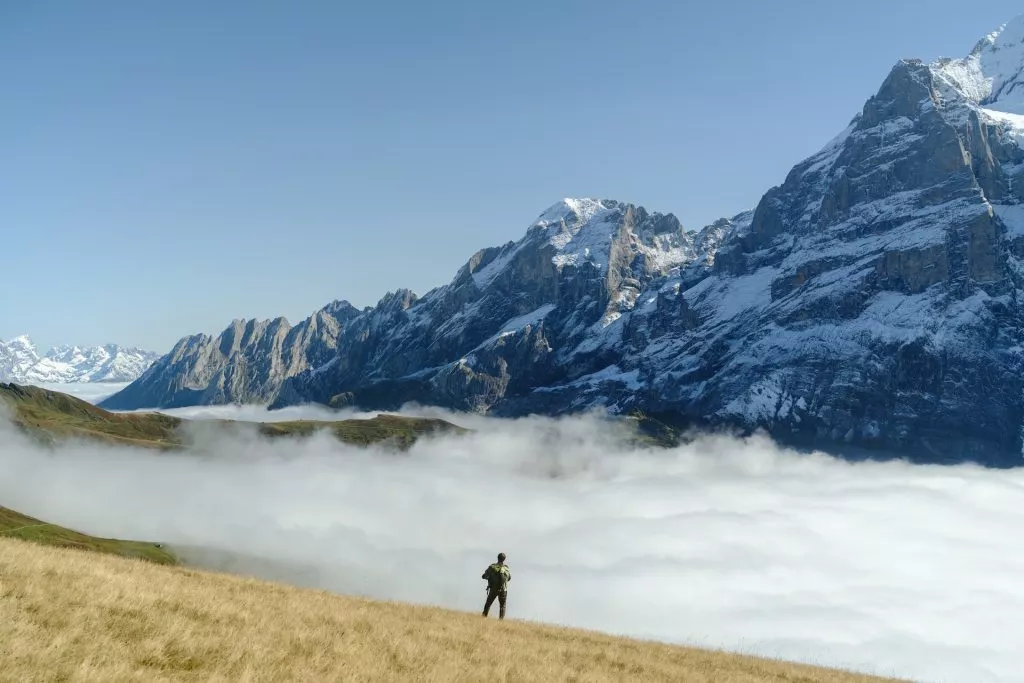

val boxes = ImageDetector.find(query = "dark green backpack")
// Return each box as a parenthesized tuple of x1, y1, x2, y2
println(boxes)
(483, 563, 510, 590)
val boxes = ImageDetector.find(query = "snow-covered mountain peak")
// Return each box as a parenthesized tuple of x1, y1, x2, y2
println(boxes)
(533, 197, 611, 230)
(931, 15, 1024, 114)
(45, 345, 78, 359)
(0, 336, 161, 384)
(7, 335, 37, 353)
(468, 198, 670, 288)
(540, 199, 622, 271)
(0, 335, 40, 382)
(523, 198, 697, 275)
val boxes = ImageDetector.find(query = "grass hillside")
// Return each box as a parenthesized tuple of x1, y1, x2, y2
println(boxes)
(0, 506, 174, 565)
(257, 413, 464, 448)
(0, 537, 901, 683)
(0, 382, 463, 450)
(0, 383, 183, 448)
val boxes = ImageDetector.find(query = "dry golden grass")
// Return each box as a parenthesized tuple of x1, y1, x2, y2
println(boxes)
(0, 538, 903, 683)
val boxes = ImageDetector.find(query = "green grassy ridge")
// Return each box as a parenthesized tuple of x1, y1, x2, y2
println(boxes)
(257, 413, 467, 448)
(622, 410, 682, 448)
(0, 383, 465, 450)
(1, 382, 183, 448)
(0, 505, 176, 565)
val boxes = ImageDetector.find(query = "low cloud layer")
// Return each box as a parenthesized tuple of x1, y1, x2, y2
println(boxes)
(31, 381, 129, 404)
(1, 405, 1023, 682)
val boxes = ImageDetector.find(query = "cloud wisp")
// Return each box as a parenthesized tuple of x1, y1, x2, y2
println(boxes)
(1, 407, 1022, 683)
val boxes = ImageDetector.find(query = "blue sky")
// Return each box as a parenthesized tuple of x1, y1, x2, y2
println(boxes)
(2, 1, 1020, 352)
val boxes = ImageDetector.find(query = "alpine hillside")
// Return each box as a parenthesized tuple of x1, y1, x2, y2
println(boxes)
(0, 336, 160, 384)
(104, 16, 1024, 467)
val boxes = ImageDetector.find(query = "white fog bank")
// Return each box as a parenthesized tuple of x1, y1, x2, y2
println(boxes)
(1, 408, 1021, 683)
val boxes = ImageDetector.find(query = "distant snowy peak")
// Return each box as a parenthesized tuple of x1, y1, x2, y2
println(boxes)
(5, 335, 38, 356)
(0, 336, 160, 384)
(787, 26, 1024, 186)
(0, 336, 40, 382)
(535, 198, 624, 272)
(971, 16, 1024, 111)
(533, 197, 609, 230)
(932, 15, 1024, 114)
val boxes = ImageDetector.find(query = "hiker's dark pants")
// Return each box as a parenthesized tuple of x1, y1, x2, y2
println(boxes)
(483, 589, 507, 618)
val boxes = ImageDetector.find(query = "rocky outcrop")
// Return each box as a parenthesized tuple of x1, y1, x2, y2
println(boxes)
(104, 17, 1024, 466)
(99, 301, 360, 409)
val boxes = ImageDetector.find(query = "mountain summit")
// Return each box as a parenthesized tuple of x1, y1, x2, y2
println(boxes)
(932, 15, 1024, 114)
(104, 17, 1024, 466)
(0, 337, 160, 384)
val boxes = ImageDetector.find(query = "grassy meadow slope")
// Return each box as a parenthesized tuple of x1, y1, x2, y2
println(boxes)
(0, 537, 902, 683)
(0, 382, 183, 448)
(0, 506, 175, 565)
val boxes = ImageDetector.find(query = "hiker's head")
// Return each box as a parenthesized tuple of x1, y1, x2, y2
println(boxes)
(497, 552, 506, 563)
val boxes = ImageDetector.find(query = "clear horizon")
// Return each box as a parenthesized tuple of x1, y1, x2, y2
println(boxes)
(2, 1, 1021, 353)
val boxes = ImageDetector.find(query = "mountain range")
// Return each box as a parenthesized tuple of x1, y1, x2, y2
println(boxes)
(0, 336, 160, 384)
(102, 16, 1024, 466)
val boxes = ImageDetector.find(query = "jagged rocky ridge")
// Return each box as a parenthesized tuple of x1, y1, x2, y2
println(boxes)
(0, 336, 160, 384)
(105, 17, 1024, 466)
(100, 301, 360, 407)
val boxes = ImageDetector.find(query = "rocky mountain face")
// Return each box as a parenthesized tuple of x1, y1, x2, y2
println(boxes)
(638, 21, 1024, 467)
(0, 336, 161, 384)
(104, 17, 1024, 466)
(99, 301, 361, 409)
(268, 201, 755, 416)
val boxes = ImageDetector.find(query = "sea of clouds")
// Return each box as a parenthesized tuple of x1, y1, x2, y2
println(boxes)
(2, 397, 1023, 683)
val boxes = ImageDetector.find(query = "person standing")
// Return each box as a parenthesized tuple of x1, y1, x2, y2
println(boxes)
(481, 552, 511, 619)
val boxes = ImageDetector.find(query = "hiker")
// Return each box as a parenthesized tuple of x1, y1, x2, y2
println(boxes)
(481, 552, 511, 619)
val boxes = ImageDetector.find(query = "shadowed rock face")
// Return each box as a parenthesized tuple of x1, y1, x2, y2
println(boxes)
(99, 302, 361, 409)
(105, 18, 1024, 466)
